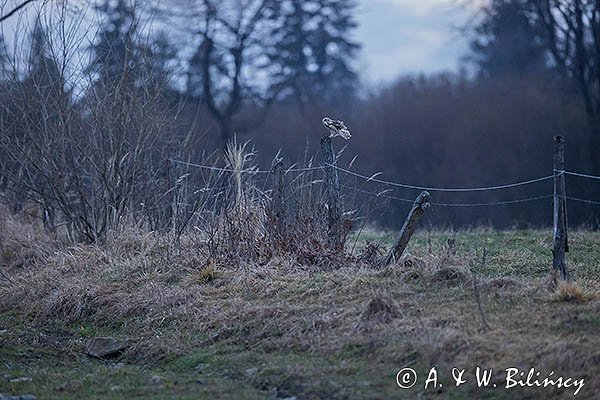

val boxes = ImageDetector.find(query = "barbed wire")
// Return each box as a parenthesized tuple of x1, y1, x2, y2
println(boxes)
(432, 195, 555, 207)
(169, 160, 598, 212)
(342, 184, 555, 207)
(169, 159, 271, 174)
(565, 196, 600, 205)
(561, 170, 600, 181)
(168, 159, 322, 174)
(170, 179, 600, 209)
(168, 160, 600, 207)
(329, 163, 556, 192)
(341, 185, 416, 204)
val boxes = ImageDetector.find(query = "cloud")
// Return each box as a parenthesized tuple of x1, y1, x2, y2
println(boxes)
(374, 0, 460, 16)
(355, 0, 475, 82)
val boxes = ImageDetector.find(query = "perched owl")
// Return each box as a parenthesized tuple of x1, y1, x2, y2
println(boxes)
(322, 117, 351, 140)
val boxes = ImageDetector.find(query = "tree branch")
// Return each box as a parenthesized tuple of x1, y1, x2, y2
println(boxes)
(0, 0, 38, 23)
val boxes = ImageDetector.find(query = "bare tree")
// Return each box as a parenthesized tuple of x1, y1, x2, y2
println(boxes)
(525, 0, 600, 169)
(185, 0, 278, 149)
(0, 0, 38, 23)
(0, 4, 179, 242)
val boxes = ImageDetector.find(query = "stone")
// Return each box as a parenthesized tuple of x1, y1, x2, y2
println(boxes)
(9, 377, 32, 383)
(85, 337, 130, 359)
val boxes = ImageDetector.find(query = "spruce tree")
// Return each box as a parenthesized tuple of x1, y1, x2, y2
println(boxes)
(469, 0, 547, 78)
(268, 0, 360, 104)
(87, 0, 139, 86)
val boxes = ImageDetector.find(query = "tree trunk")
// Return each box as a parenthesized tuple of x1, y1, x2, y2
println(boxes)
(219, 119, 232, 151)
(586, 116, 600, 206)
(589, 117, 600, 172)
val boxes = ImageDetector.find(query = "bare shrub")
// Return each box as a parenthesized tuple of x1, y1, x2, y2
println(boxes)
(264, 150, 355, 266)
(0, 4, 356, 262)
(0, 5, 180, 243)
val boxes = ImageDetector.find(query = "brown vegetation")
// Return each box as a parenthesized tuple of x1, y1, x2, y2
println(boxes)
(1, 212, 600, 398)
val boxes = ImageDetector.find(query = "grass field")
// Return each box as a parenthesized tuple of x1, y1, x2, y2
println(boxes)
(1, 223, 599, 399)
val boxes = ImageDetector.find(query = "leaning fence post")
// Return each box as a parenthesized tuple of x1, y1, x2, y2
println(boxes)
(552, 135, 570, 281)
(385, 191, 431, 266)
(271, 157, 286, 240)
(320, 135, 342, 248)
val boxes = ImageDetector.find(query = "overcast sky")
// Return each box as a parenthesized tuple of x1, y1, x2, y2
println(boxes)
(0, 0, 482, 85)
(355, 0, 480, 83)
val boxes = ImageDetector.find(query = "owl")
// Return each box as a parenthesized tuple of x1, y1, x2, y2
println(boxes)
(322, 117, 351, 140)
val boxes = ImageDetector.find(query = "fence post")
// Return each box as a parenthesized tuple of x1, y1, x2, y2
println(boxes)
(162, 157, 178, 233)
(385, 191, 431, 266)
(553, 135, 570, 281)
(320, 135, 342, 248)
(271, 157, 286, 240)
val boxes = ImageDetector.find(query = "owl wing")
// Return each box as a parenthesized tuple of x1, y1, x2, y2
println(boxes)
(333, 120, 351, 140)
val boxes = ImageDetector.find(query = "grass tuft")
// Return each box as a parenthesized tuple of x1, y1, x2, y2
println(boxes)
(184, 260, 219, 286)
(554, 282, 596, 303)
(357, 296, 398, 329)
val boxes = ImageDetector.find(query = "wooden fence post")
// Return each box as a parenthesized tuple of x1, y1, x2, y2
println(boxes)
(553, 135, 570, 281)
(162, 158, 174, 232)
(320, 136, 342, 248)
(271, 157, 285, 240)
(385, 191, 431, 266)
(165, 157, 179, 233)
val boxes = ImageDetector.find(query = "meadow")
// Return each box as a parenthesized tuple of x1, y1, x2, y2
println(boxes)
(1, 213, 599, 399)
(2, 1, 600, 399)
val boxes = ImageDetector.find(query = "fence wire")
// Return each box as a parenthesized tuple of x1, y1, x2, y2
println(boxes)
(169, 159, 322, 174)
(170, 159, 600, 208)
(342, 185, 555, 207)
(562, 170, 600, 181)
(329, 164, 556, 192)
(565, 196, 600, 205)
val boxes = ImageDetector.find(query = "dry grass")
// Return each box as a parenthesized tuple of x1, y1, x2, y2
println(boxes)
(355, 295, 399, 332)
(0, 205, 54, 272)
(554, 282, 596, 303)
(1, 215, 600, 399)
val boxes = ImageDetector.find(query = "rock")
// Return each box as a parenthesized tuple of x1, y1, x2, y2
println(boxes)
(194, 363, 207, 371)
(9, 377, 32, 383)
(85, 337, 130, 359)
(150, 375, 163, 385)
(244, 367, 258, 377)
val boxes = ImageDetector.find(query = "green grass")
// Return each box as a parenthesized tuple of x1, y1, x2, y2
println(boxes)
(356, 228, 600, 280)
(1, 229, 599, 399)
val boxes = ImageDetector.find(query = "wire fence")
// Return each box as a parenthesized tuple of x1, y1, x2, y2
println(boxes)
(330, 163, 558, 192)
(169, 158, 600, 209)
(169, 159, 322, 174)
(561, 171, 600, 181)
